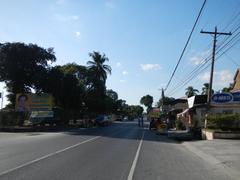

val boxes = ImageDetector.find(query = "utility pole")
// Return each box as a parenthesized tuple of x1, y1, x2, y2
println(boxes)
(161, 88, 164, 113)
(201, 27, 231, 104)
(0, 91, 3, 110)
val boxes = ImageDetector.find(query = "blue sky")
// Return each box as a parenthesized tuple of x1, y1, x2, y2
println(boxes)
(0, 0, 239, 107)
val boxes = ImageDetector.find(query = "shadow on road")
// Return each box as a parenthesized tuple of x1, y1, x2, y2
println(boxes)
(63, 121, 181, 144)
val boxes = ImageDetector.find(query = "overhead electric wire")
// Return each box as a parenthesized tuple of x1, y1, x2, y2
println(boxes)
(164, 0, 207, 91)
(167, 25, 240, 96)
(223, 53, 240, 67)
(168, 32, 240, 96)
(221, 2, 240, 32)
(166, 22, 240, 96)
(174, 10, 240, 90)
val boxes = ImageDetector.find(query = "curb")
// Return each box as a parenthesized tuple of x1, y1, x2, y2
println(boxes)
(182, 141, 240, 180)
(0, 126, 81, 133)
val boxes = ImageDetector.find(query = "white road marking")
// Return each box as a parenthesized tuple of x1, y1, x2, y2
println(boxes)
(0, 136, 100, 176)
(127, 131, 145, 180)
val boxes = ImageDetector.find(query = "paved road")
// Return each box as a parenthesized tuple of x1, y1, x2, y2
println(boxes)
(0, 122, 235, 180)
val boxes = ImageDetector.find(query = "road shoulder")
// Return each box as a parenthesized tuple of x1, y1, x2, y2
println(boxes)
(182, 140, 240, 180)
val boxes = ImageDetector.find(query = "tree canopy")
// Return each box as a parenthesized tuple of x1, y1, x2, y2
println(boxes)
(157, 96, 175, 107)
(0, 42, 148, 120)
(185, 86, 199, 97)
(0, 42, 56, 106)
(140, 95, 153, 113)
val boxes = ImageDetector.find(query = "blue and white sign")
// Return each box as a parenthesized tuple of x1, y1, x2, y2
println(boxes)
(232, 92, 240, 102)
(211, 93, 233, 103)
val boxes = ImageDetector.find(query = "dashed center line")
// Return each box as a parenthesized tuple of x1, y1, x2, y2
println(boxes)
(127, 130, 145, 180)
(0, 136, 100, 177)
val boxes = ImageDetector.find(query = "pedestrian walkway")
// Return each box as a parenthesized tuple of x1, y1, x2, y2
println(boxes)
(182, 139, 240, 180)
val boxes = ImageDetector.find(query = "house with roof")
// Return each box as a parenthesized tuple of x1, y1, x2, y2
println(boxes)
(231, 68, 240, 92)
(177, 68, 240, 132)
(166, 97, 188, 128)
(177, 95, 207, 131)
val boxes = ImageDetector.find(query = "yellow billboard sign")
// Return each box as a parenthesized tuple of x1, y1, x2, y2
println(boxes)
(148, 108, 160, 118)
(16, 93, 54, 112)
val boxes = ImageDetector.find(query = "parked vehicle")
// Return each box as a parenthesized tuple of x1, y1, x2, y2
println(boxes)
(30, 107, 63, 126)
(96, 115, 112, 126)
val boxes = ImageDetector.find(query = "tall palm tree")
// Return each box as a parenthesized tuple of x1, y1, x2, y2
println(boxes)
(201, 83, 209, 95)
(86, 52, 112, 113)
(201, 83, 214, 95)
(87, 51, 111, 84)
(185, 86, 199, 97)
(140, 95, 153, 113)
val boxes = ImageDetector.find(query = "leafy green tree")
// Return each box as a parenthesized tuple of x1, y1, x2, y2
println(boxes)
(130, 105, 143, 118)
(106, 89, 118, 101)
(121, 105, 144, 120)
(86, 51, 112, 114)
(157, 96, 175, 107)
(41, 66, 85, 122)
(222, 83, 233, 93)
(115, 99, 126, 115)
(185, 86, 199, 97)
(0, 42, 56, 107)
(140, 95, 153, 113)
(59, 63, 88, 82)
(87, 51, 111, 88)
(201, 83, 214, 96)
(105, 89, 119, 114)
(201, 83, 209, 95)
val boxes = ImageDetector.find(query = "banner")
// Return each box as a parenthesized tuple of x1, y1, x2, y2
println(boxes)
(148, 108, 160, 118)
(211, 92, 240, 104)
(30, 111, 54, 118)
(16, 93, 54, 112)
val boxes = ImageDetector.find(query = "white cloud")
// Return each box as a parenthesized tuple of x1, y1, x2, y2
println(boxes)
(218, 70, 233, 86)
(75, 31, 81, 38)
(122, 71, 128, 75)
(198, 70, 233, 88)
(116, 62, 122, 67)
(158, 84, 166, 89)
(190, 50, 210, 65)
(105, 0, 115, 8)
(198, 71, 210, 81)
(140, 64, 162, 71)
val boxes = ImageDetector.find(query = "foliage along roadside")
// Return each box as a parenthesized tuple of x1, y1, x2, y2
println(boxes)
(0, 42, 143, 121)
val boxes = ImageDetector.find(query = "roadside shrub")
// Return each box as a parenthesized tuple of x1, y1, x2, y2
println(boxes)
(206, 113, 240, 131)
(0, 110, 19, 126)
(176, 118, 185, 130)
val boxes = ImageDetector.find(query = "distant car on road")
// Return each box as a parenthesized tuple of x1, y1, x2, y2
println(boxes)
(29, 107, 63, 126)
(96, 115, 112, 126)
(123, 117, 128, 121)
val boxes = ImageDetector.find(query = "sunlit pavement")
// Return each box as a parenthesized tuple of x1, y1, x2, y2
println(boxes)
(0, 122, 237, 180)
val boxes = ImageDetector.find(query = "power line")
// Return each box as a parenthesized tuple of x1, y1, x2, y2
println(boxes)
(167, 27, 240, 97)
(201, 27, 231, 103)
(223, 53, 240, 67)
(164, 0, 207, 91)
(166, 23, 240, 96)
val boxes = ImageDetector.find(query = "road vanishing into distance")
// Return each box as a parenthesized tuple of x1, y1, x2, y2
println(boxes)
(0, 121, 234, 180)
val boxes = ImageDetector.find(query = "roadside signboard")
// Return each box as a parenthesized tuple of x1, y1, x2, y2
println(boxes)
(148, 108, 160, 118)
(232, 92, 240, 102)
(16, 93, 54, 112)
(211, 92, 240, 104)
(30, 111, 54, 118)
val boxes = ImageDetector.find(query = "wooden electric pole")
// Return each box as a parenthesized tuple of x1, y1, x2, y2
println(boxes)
(201, 27, 231, 104)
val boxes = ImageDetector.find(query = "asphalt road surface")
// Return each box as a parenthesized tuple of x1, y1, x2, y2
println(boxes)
(0, 121, 235, 180)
